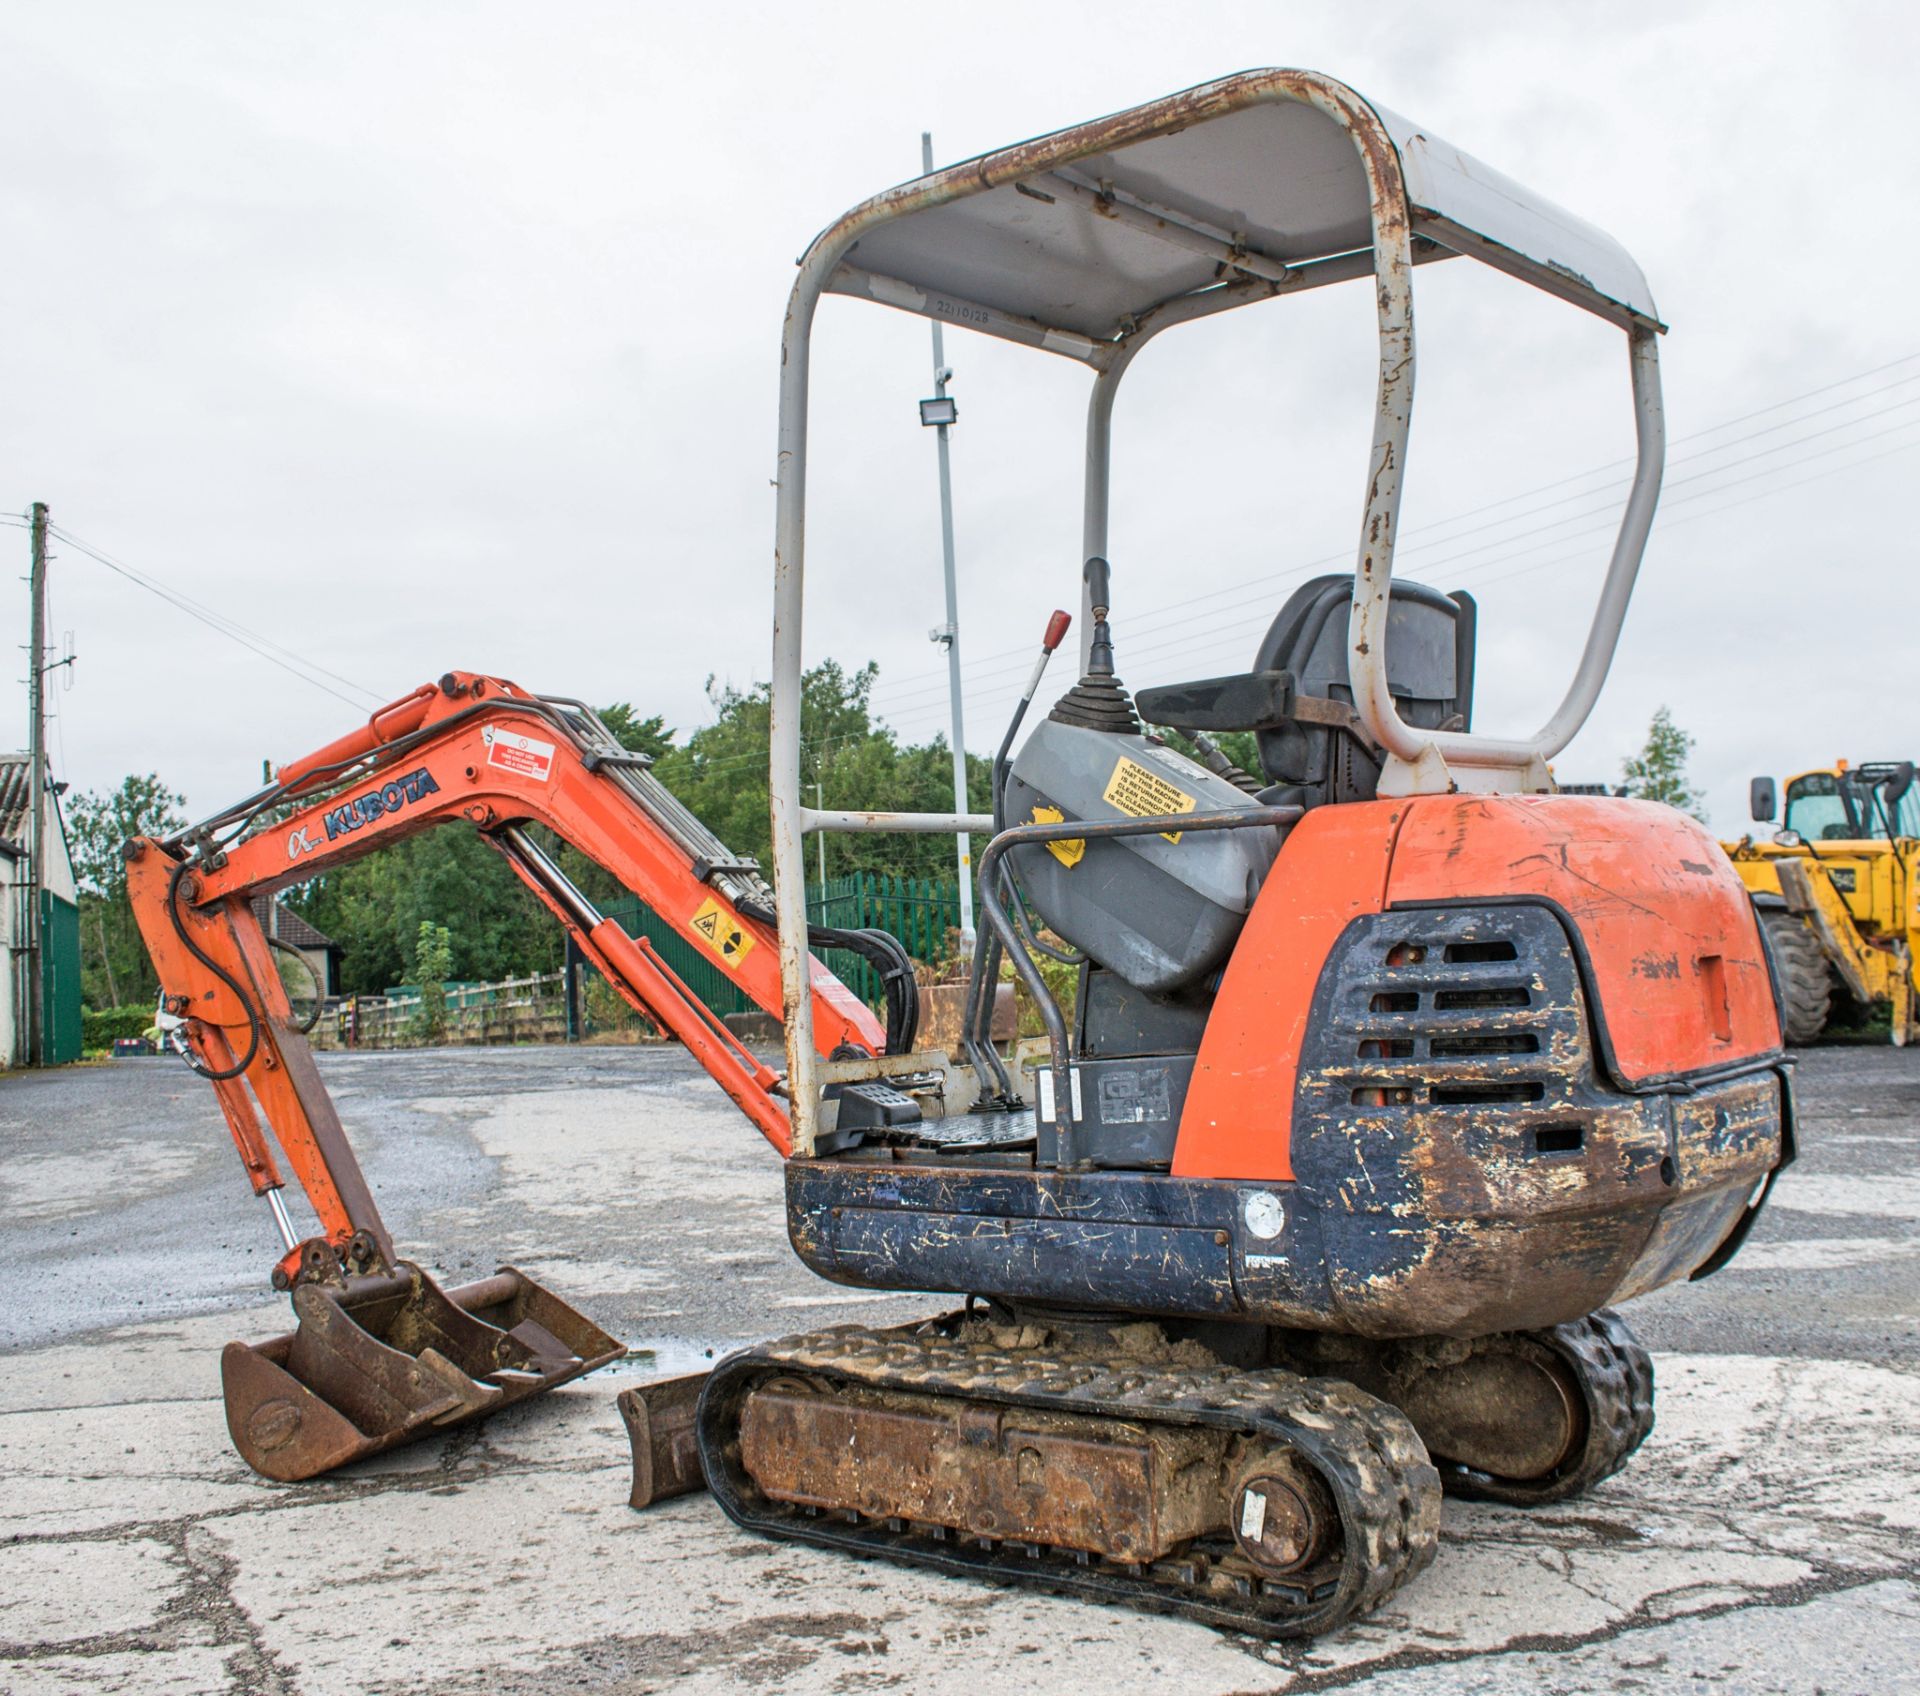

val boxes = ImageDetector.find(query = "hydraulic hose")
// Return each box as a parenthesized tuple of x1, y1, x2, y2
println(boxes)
(736, 899, 920, 1055)
(166, 860, 261, 1081)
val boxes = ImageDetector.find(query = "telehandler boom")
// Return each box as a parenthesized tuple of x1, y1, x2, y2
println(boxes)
(132, 69, 1794, 1639)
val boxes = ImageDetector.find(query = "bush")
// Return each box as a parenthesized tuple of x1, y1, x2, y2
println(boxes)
(83, 1005, 157, 1048)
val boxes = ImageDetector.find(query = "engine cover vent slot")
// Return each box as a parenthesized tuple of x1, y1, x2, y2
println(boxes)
(1444, 940, 1518, 963)
(1434, 987, 1530, 1011)
(1429, 1033, 1540, 1058)
(1430, 1082, 1545, 1105)
(1299, 906, 1601, 1125)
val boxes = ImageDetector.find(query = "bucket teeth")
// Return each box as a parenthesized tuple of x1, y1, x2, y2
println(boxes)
(223, 1262, 622, 1482)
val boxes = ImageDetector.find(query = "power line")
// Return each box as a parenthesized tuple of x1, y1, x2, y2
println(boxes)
(871, 369, 1920, 721)
(48, 524, 382, 710)
(1461, 429, 1920, 597)
(872, 413, 1920, 740)
(867, 349, 1920, 716)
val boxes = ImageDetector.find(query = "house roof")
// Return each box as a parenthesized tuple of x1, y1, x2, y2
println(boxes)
(251, 897, 342, 954)
(0, 756, 77, 887)
(0, 756, 32, 850)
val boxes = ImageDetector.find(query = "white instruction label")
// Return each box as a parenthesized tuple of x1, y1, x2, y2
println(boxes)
(1239, 1489, 1269, 1541)
(1034, 1069, 1085, 1123)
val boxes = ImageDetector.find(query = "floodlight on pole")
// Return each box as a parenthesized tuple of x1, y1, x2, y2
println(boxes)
(920, 130, 976, 951)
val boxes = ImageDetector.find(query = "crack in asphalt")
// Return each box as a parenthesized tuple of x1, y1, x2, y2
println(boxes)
(0, 1516, 301, 1696)
(0, 1413, 639, 1688)
(1231, 1562, 1920, 1693)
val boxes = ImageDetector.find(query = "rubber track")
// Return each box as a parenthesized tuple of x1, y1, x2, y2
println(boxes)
(698, 1314, 1442, 1638)
(1439, 1307, 1655, 1507)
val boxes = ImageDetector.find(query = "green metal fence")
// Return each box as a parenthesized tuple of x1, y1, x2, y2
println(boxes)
(590, 874, 963, 1022)
(597, 894, 756, 1017)
(806, 873, 962, 1005)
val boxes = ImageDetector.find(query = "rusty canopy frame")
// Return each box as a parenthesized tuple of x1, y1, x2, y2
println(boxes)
(768, 69, 1668, 1150)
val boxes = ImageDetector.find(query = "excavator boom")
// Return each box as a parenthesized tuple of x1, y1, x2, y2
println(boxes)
(128, 671, 911, 1479)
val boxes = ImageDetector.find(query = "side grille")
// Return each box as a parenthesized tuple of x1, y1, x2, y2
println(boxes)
(1303, 905, 1594, 1116)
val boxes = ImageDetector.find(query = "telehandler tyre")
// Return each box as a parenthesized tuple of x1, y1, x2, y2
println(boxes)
(1762, 909, 1832, 1045)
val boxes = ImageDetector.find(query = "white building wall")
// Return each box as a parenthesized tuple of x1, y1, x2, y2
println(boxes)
(42, 801, 76, 903)
(0, 850, 22, 1068)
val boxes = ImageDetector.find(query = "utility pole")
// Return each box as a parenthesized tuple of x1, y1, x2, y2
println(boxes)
(25, 503, 47, 1066)
(920, 131, 977, 951)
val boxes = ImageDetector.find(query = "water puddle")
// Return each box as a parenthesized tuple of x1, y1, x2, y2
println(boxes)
(599, 1337, 729, 1379)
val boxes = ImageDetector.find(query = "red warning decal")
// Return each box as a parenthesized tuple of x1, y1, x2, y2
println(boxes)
(483, 725, 557, 781)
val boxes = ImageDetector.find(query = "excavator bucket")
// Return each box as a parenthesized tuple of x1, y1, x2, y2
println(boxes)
(222, 1261, 623, 1482)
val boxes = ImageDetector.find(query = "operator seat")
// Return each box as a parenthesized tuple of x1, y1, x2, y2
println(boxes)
(1135, 574, 1476, 812)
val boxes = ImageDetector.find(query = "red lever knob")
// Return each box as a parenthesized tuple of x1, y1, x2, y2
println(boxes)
(1043, 610, 1072, 652)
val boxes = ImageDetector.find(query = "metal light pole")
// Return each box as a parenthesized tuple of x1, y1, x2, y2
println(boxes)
(920, 131, 976, 951)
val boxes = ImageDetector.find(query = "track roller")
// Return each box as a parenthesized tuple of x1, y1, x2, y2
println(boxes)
(1280, 1308, 1655, 1508)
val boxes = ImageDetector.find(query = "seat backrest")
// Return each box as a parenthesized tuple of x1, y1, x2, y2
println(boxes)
(1254, 575, 1475, 807)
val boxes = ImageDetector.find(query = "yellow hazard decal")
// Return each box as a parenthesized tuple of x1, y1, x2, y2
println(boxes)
(1103, 756, 1196, 842)
(1032, 804, 1084, 868)
(689, 896, 756, 969)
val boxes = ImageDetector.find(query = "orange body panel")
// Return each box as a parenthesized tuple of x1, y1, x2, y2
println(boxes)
(1174, 794, 1782, 1182)
(1387, 796, 1779, 1081)
(1172, 801, 1408, 1181)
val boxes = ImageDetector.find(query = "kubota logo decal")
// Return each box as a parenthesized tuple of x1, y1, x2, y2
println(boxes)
(318, 766, 441, 843)
(286, 824, 321, 861)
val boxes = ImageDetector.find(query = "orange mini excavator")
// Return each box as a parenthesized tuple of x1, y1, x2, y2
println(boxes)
(131, 71, 1793, 1638)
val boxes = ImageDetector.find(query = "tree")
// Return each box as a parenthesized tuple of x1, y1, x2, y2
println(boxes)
(287, 828, 560, 995)
(65, 774, 187, 1009)
(408, 920, 454, 1041)
(650, 661, 990, 886)
(291, 668, 994, 996)
(598, 703, 675, 761)
(1621, 705, 1708, 822)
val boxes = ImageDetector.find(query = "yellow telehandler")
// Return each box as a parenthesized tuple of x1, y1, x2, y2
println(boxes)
(1726, 760, 1918, 1045)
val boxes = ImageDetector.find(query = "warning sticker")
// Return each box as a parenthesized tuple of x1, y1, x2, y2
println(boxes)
(483, 725, 557, 782)
(1102, 755, 1196, 842)
(689, 896, 756, 969)
(1031, 804, 1084, 868)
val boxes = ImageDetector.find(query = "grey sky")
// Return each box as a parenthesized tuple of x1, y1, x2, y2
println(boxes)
(2, 2, 1909, 833)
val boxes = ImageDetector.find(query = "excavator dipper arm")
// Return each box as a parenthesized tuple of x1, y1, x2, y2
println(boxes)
(126, 673, 902, 1480)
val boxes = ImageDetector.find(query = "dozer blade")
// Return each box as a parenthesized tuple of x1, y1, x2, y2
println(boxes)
(617, 1314, 946, 1511)
(223, 1263, 623, 1482)
(618, 1373, 711, 1507)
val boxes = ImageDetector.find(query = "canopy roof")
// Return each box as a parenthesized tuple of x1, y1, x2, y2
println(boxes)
(815, 70, 1659, 358)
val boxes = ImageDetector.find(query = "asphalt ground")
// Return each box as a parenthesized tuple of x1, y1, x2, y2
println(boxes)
(0, 1042, 1915, 1694)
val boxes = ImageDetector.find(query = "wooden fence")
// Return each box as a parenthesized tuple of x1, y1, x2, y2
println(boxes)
(310, 972, 570, 1050)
